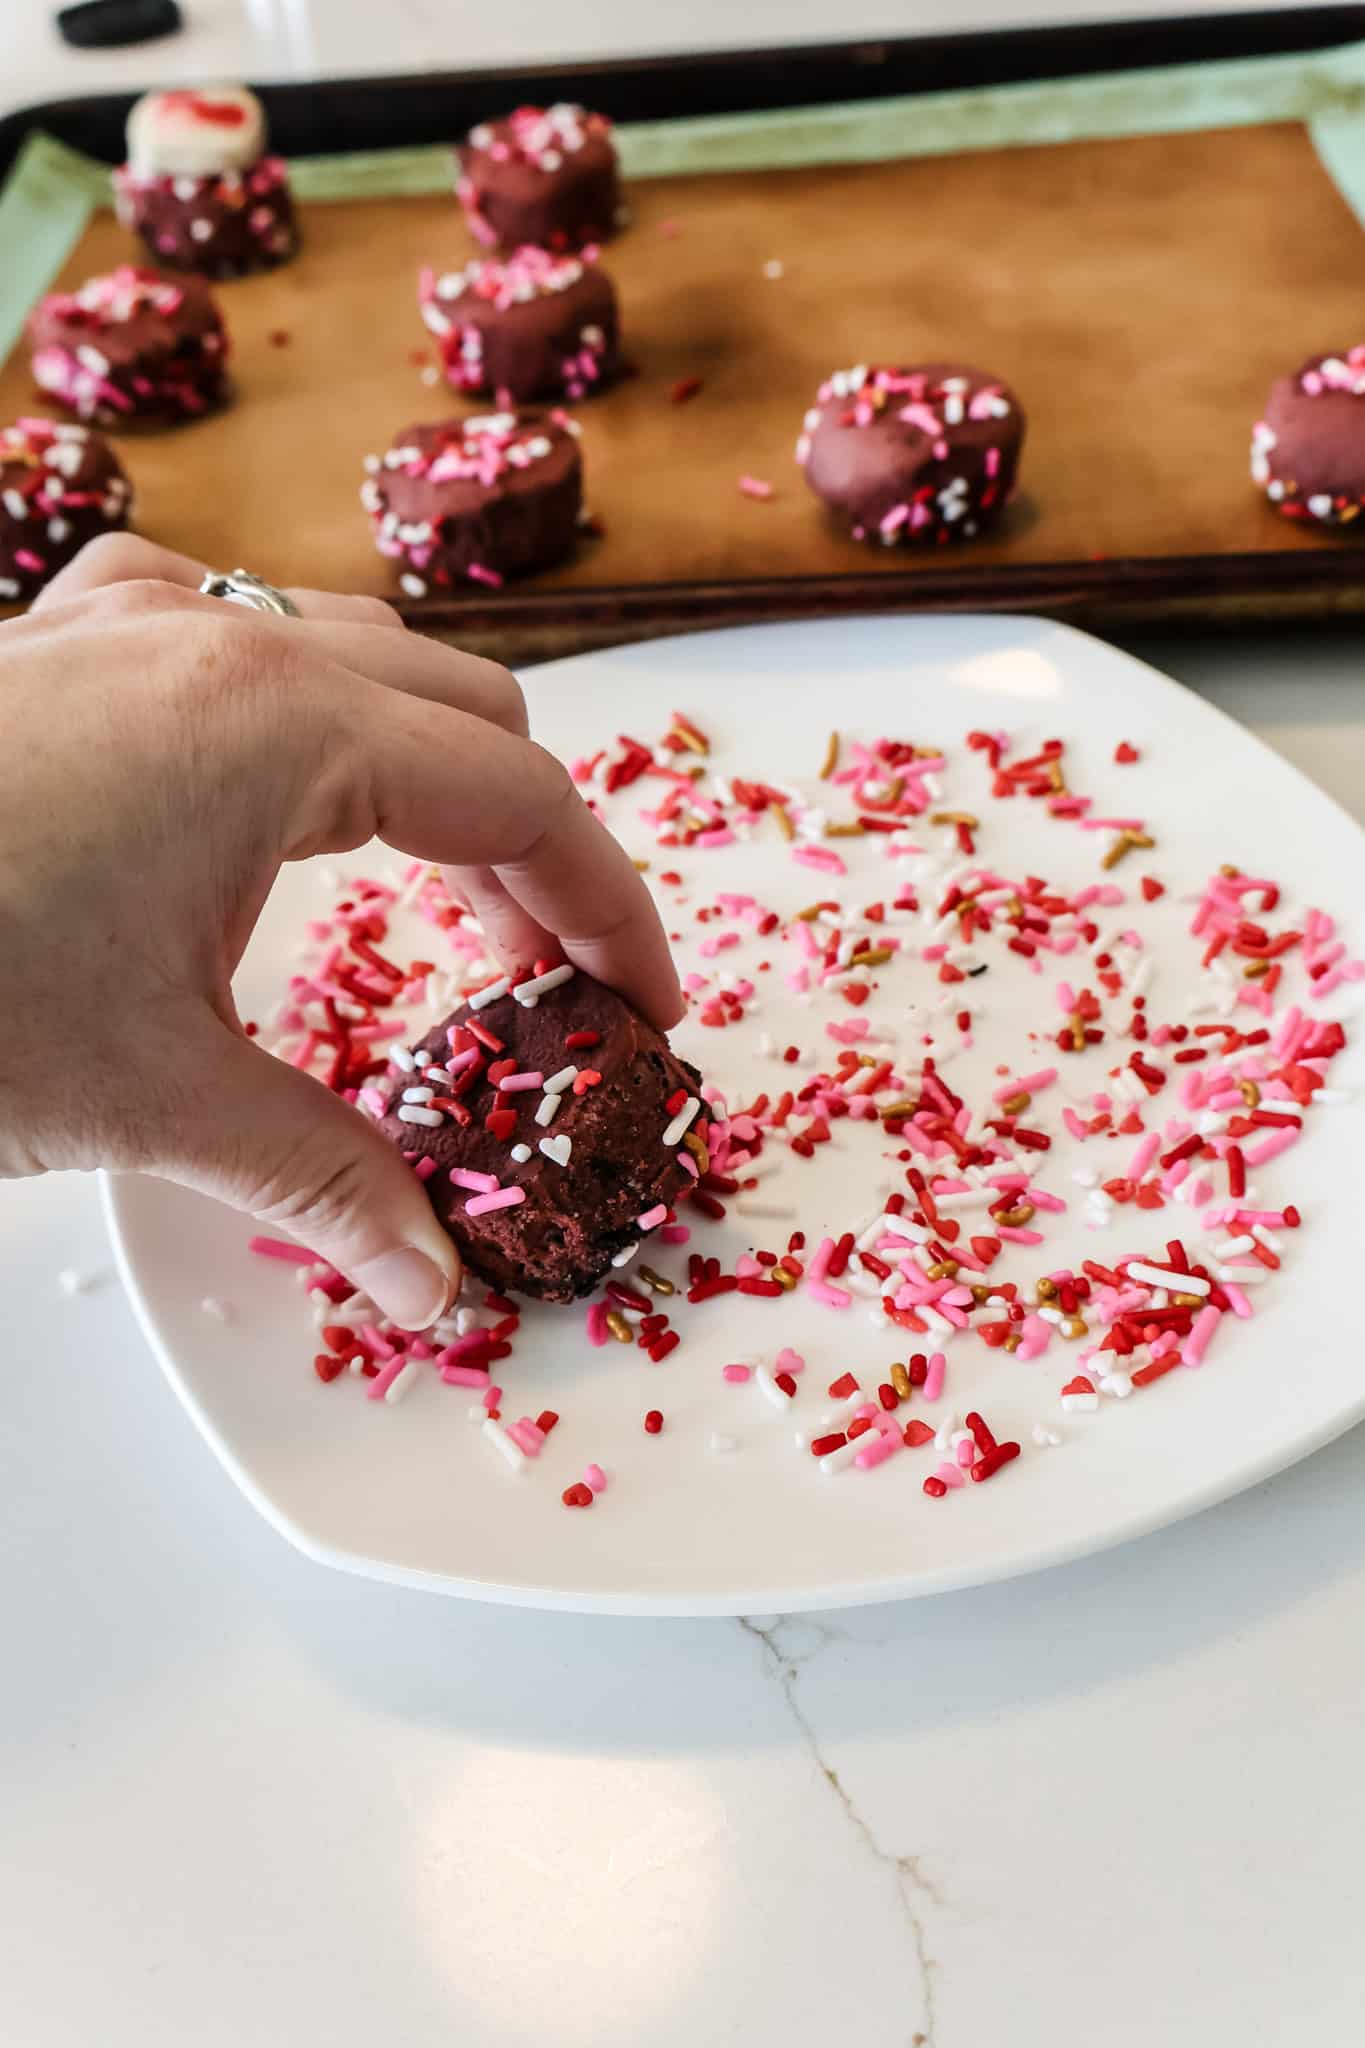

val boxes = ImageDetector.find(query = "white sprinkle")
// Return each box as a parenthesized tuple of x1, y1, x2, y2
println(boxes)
(384, 1358, 423, 1404)
(2, 488, 28, 520)
(755, 1364, 792, 1409)
(397, 1104, 444, 1127)
(482, 1417, 526, 1469)
(390, 1045, 416, 1073)
(539, 1133, 572, 1167)
(400, 573, 427, 598)
(412, 1049, 432, 1068)
(535, 1093, 561, 1127)
(468, 977, 510, 1010)
(1061, 1389, 1100, 1414)
(610, 1242, 639, 1268)
(1032, 1423, 1062, 1447)
(763, 258, 785, 278)
(199, 1296, 232, 1321)
(513, 963, 574, 1004)
(401, 1085, 435, 1103)
(57, 1265, 104, 1296)
(510, 1142, 533, 1163)
(661, 1096, 701, 1147)
(543, 1065, 577, 1094)
(708, 1432, 739, 1455)
(1100, 1372, 1134, 1399)
(817, 1436, 863, 1475)
(1127, 1261, 1209, 1296)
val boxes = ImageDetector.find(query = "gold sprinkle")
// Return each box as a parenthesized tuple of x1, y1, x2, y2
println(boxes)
(890, 1362, 912, 1400)
(638, 1265, 675, 1296)
(880, 1098, 917, 1121)
(795, 901, 827, 922)
(1063, 1317, 1089, 1341)
(1172, 1290, 1207, 1309)
(1238, 1079, 1261, 1109)
(1000, 1090, 1031, 1116)
(852, 945, 893, 967)
(605, 1309, 634, 1345)
(1101, 828, 1156, 871)
(1047, 760, 1067, 793)
(668, 725, 708, 756)
(1035, 1276, 1058, 1301)
(631, 858, 651, 872)
(771, 1265, 798, 1292)
(915, 745, 941, 759)
(924, 1258, 960, 1280)
(970, 1284, 993, 1306)
(995, 1202, 1036, 1227)
(825, 821, 866, 838)
(1219, 862, 1241, 879)
(929, 810, 979, 829)
(819, 730, 840, 780)
(772, 803, 795, 842)
(1004, 1331, 1022, 1354)
(682, 1129, 709, 1168)
(1243, 959, 1270, 980)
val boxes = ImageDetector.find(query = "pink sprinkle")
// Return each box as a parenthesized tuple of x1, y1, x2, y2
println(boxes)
(660, 1224, 690, 1244)
(467, 562, 503, 588)
(738, 474, 774, 500)
(637, 1203, 668, 1229)
(465, 1186, 526, 1217)
(1127, 1132, 1160, 1181)
(506, 1418, 543, 1456)
(584, 1463, 608, 1492)
(723, 1363, 752, 1383)
(933, 1460, 966, 1489)
(776, 1347, 805, 1376)
(922, 1353, 946, 1401)
(483, 1383, 503, 1411)
(441, 1364, 492, 1387)
(792, 845, 847, 876)
(586, 1301, 608, 1347)
(358, 1086, 388, 1116)
(498, 1070, 544, 1093)
(449, 1166, 500, 1193)
(414, 1156, 439, 1182)
(248, 1236, 316, 1265)
(1244, 1127, 1300, 1168)
(367, 1353, 414, 1400)
(1181, 1303, 1222, 1368)
(854, 1430, 900, 1470)
(808, 1280, 853, 1309)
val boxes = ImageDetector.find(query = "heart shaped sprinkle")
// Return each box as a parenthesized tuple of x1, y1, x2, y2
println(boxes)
(539, 1133, 572, 1167)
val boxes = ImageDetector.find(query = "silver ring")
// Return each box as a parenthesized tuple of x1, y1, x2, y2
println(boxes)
(199, 568, 301, 618)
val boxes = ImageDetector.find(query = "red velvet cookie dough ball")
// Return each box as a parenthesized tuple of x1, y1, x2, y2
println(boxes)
(455, 104, 623, 253)
(362, 410, 583, 596)
(419, 248, 619, 403)
(1253, 348, 1365, 529)
(375, 967, 702, 1303)
(797, 362, 1025, 544)
(114, 86, 298, 278)
(28, 267, 229, 428)
(0, 418, 132, 602)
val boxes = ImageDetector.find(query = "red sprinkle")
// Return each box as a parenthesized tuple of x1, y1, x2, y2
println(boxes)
(970, 1442, 1021, 1482)
(313, 1352, 346, 1383)
(670, 375, 704, 404)
(562, 1483, 594, 1507)
(644, 1409, 664, 1433)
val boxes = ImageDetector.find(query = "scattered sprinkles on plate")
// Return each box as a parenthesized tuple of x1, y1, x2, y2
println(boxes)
(249, 700, 1360, 1511)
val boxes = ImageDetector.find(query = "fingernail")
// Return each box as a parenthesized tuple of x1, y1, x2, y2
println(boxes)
(353, 1246, 452, 1329)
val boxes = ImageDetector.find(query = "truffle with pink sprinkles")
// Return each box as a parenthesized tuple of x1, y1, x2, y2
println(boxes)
(419, 247, 619, 403)
(0, 418, 132, 601)
(1253, 346, 1365, 529)
(455, 104, 623, 254)
(28, 266, 229, 428)
(361, 409, 583, 596)
(798, 362, 1025, 545)
(252, 701, 1358, 1507)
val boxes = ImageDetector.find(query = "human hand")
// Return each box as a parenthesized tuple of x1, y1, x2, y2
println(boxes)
(0, 536, 682, 1326)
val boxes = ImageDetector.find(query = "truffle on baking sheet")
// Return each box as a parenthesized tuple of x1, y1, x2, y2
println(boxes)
(28, 267, 229, 428)
(455, 104, 623, 253)
(114, 86, 298, 277)
(1253, 347, 1365, 529)
(0, 418, 132, 602)
(797, 362, 1025, 545)
(362, 409, 583, 595)
(375, 968, 702, 1303)
(419, 247, 620, 403)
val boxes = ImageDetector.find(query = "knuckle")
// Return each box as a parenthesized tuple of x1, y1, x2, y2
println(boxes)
(88, 574, 190, 621)
(74, 531, 164, 582)
(350, 595, 403, 630)
(248, 1140, 373, 1245)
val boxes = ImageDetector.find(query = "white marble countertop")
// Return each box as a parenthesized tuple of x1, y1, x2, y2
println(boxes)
(6, 5, 1365, 2042)
(5, 628, 1364, 2046)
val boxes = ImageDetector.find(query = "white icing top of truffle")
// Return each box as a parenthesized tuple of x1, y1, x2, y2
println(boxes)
(126, 87, 267, 179)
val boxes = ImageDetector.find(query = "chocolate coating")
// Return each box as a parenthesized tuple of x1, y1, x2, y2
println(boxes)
(114, 157, 297, 278)
(1253, 348, 1365, 529)
(798, 362, 1025, 545)
(363, 410, 583, 595)
(0, 418, 132, 601)
(420, 248, 619, 403)
(28, 266, 229, 428)
(455, 104, 622, 253)
(377, 973, 702, 1302)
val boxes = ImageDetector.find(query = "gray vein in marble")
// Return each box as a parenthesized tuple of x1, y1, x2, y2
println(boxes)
(738, 1617, 940, 2045)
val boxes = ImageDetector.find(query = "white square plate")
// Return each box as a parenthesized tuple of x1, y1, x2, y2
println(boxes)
(105, 615, 1364, 1614)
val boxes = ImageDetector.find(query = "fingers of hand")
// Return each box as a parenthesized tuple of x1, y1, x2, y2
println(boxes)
(340, 687, 684, 1027)
(164, 1029, 461, 1327)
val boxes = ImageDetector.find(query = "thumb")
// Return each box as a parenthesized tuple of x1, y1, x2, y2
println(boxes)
(161, 1030, 461, 1328)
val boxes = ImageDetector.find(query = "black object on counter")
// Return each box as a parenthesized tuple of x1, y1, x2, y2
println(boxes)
(56, 0, 183, 50)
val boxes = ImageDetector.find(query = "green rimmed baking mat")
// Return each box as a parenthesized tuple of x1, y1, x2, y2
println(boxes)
(7, 34, 1365, 651)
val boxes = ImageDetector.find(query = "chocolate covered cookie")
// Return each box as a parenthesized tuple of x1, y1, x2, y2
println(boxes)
(29, 266, 229, 427)
(376, 967, 702, 1302)
(419, 247, 619, 403)
(114, 86, 298, 277)
(455, 104, 622, 253)
(0, 418, 132, 601)
(1253, 347, 1365, 528)
(362, 410, 582, 596)
(797, 362, 1024, 544)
